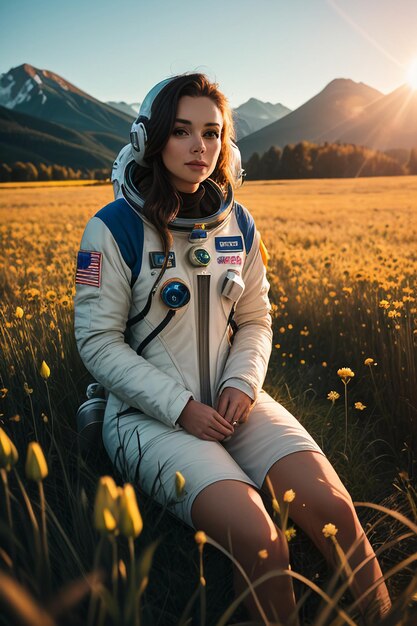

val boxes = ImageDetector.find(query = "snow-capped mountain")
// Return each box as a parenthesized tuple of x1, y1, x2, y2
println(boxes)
(0, 63, 131, 136)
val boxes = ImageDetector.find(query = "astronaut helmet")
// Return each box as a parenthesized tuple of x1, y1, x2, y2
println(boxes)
(111, 74, 245, 201)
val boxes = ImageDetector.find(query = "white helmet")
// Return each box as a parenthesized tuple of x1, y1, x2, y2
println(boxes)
(111, 75, 245, 198)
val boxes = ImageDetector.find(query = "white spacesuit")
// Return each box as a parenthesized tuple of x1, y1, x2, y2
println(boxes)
(74, 79, 323, 528)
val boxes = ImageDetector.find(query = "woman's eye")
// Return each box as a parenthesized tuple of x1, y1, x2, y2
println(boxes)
(173, 128, 187, 136)
(205, 131, 219, 138)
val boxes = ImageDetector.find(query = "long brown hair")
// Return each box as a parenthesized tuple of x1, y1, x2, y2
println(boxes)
(133, 73, 236, 258)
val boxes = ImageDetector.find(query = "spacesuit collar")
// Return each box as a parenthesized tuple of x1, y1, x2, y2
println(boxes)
(122, 160, 234, 231)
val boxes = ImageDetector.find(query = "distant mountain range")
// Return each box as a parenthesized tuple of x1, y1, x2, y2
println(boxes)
(105, 97, 291, 140)
(107, 101, 141, 119)
(0, 63, 416, 170)
(238, 79, 417, 160)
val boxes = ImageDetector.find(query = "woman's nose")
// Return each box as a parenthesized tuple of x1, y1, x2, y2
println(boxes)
(192, 136, 206, 153)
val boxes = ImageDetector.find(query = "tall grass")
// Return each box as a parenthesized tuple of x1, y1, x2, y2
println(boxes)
(0, 179, 416, 625)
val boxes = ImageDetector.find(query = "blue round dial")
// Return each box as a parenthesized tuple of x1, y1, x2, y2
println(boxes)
(160, 280, 191, 309)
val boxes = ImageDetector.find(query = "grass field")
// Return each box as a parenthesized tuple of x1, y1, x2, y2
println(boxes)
(0, 177, 416, 625)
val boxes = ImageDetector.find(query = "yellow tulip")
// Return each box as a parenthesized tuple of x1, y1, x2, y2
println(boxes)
(93, 476, 119, 534)
(9, 439, 19, 467)
(40, 361, 50, 380)
(103, 508, 117, 533)
(25, 442, 48, 481)
(0, 428, 12, 470)
(194, 531, 207, 545)
(119, 484, 143, 538)
(15, 306, 24, 319)
(175, 471, 186, 498)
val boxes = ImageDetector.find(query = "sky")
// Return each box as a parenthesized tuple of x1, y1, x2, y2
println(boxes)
(1, 0, 417, 110)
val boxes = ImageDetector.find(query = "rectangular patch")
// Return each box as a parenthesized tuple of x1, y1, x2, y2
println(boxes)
(217, 255, 242, 265)
(75, 251, 102, 287)
(149, 251, 176, 268)
(215, 236, 244, 253)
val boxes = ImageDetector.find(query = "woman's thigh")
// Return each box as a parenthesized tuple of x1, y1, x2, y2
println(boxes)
(223, 391, 325, 489)
(104, 410, 258, 530)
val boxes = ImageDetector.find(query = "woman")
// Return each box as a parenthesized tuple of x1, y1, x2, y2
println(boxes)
(74, 73, 391, 624)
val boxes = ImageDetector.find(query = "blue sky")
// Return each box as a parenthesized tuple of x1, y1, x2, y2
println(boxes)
(2, 0, 417, 109)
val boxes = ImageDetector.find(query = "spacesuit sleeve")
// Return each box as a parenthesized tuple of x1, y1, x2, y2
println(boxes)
(74, 216, 193, 427)
(216, 229, 273, 401)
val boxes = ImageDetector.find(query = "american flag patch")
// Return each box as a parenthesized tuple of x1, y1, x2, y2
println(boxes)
(75, 251, 102, 287)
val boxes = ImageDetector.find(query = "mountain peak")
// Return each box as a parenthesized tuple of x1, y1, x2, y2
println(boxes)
(321, 78, 382, 98)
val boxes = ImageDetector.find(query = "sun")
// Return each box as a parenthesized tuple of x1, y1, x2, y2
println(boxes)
(406, 58, 417, 90)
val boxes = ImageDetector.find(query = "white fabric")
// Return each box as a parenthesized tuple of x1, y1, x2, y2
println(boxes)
(74, 198, 324, 529)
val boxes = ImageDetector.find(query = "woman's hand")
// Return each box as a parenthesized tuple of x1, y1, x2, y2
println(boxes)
(177, 399, 235, 441)
(216, 387, 253, 425)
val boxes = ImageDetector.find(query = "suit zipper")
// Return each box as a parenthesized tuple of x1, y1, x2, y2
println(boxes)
(197, 274, 212, 406)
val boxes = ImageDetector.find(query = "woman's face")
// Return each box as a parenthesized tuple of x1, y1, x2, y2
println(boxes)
(161, 95, 223, 193)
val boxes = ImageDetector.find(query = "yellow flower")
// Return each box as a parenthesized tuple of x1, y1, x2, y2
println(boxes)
(272, 497, 280, 514)
(322, 362, 328, 368)
(379, 300, 390, 309)
(327, 391, 340, 402)
(15, 306, 24, 319)
(118, 559, 127, 580)
(285, 527, 297, 542)
(93, 476, 120, 534)
(364, 358, 374, 366)
(40, 361, 50, 380)
(119, 483, 143, 538)
(322, 523, 338, 538)
(45, 290, 57, 302)
(25, 442, 48, 481)
(23, 382, 33, 395)
(258, 549, 269, 559)
(194, 531, 207, 545)
(283, 489, 296, 503)
(337, 367, 355, 382)
(9, 414, 21, 423)
(0, 429, 12, 467)
(0, 388, 8, 399)
(388, 310, 401, 318)
(59, 295, 71, 307)
(175, 471, 186, 498)
(0, 428, 18, 470)
(354, 402, 367, 410)
(259, 238, 270, 267)
(102, 508, 117, 533)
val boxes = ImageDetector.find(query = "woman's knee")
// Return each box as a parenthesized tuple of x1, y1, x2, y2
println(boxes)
(302, 490, 363, 554)
(191, 479, 289, 564)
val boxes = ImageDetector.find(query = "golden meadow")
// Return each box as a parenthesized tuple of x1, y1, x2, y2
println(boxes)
(0, 178, 416, 625)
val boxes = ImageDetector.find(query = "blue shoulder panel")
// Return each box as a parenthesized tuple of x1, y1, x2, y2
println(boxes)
(95, 198, 144, 286)
(234, 202, 255, 254)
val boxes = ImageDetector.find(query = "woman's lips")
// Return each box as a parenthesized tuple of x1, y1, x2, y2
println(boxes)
(185, 163, 207, 170)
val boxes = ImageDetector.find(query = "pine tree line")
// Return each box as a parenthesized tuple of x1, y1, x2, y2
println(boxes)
(1, 144, 417, 183)
(243, 142, 417, 179)
(0, 162, 111, 183)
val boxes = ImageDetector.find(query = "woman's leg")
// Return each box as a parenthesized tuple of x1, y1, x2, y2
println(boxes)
(263, 451, 392, 621)
(191, 479, 299, 625)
